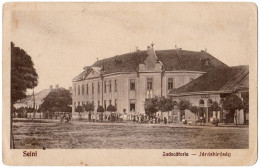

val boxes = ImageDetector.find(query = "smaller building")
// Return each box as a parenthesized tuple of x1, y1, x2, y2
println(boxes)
(169, 65, 249, 125)
(14, 85, 65, 110)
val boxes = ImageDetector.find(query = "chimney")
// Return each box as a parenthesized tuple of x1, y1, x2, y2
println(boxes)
(55, 84, 59, 88)
(49, 85, 53, 89)
(136, 47, 140, 52)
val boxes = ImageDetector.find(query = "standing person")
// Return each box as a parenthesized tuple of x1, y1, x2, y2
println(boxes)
(65, 113, 69, 123)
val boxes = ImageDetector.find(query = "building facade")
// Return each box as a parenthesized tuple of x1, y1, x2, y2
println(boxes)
(169, 65, 249, 124)
(72, 45, 227, 118)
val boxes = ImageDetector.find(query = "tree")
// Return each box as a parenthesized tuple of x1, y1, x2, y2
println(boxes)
(97, 106, 104, 113)
(177, 99, 191, 120)
(11, 42, 38, 148)
(83, 101, 95, 121)
(75, 105, 84, 119)
(189, 106, 199, 120)
(97, 106, 105, 122)
(38, 88, 72, 116)
(107, 105, 117, 113)
(144, 96, 159, 118)
(223, 94, 244, 124)
(157, 97, 174, 122)
(211, 101, 220, 111)
(83, 101, 95, 113)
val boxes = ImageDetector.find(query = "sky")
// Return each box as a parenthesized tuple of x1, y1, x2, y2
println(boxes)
(10, 3, 256, 94)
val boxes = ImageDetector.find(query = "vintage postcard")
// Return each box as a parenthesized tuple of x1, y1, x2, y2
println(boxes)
(2, 2, 257, 166)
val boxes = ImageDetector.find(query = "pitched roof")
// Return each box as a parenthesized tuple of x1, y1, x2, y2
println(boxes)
(73, 49, 228, 81)
(169, 65, 249, 95)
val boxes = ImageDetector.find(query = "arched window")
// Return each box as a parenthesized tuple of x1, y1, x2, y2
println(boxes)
(219, 99, 224, 107)
(199, 99, 204, 106)
(207, 99, 213, 107)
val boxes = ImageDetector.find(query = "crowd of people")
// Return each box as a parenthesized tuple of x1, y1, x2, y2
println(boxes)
(83, 112, 179, 124)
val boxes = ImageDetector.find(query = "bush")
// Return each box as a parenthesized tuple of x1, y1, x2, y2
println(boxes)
(107, 105, 116, 112)
(97, 106, 105, 113)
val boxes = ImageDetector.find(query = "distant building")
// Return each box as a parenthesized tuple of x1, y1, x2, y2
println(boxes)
(14, 85, 67, 110)
(72, 45, 227, 118)
(169, 65, 249, 124)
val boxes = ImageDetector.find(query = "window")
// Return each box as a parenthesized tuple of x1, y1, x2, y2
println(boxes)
(104, 100, 107, 111)
(98, 101, 100, 107)
(109, 81, 112, 92)
(130, 99, 135, 112)
(115, 80, 117, 92)
(92, 83, 94, 94)
(74, 102, 76, 109)
(82, 101, 85, 106)
(199, 99, 205, 106)
(130, 79, 135, 90)
(147, 78, 153, 90)
(168, 78, 173, 90)
(98, 82, 100, 93)
(78, 85, 80, 95)
(86, 84, 88, 95)
(78, 102, 80, 106)
(109, 100, 112, 105)
(74, 86, 76, 96)
(115, 99, 117, 108)
(82, 85, 85, 95)
(104, 81, 107, 93)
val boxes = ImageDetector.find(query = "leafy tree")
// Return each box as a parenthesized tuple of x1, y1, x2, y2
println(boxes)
(75, 105, 84, 119)
(177, 99, 191, 119)
(38, 88, 72, 114)
(11, 42, 38, 105)
(11, 42, 38, 148)
(144, 96, 159, 118)
(223, 94, 244, 124)
(97, 106, 104, 113)
(243, 93, 249, 113)
(107, 105, 117, 113)
(157, 97, 174, 121)
(83, 101, 95, 113)
(211, 101, 220, 111)
(97, 106, 105, 122)
(189, 106, 199, 120)
(157, 97, 174, 112)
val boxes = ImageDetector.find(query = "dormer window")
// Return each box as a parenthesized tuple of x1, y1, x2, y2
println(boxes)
(200, 58, 210, 66)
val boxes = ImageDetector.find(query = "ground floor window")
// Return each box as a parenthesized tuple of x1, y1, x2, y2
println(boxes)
(104, 100, 107, 111)
(130, 99, 135, 112)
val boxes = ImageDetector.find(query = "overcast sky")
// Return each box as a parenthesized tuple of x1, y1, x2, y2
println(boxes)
(11, 3, 256, 94)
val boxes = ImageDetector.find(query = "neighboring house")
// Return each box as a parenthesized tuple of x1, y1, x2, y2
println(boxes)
(14, 85, 61, 110)
(169, 65, 249, 124)
(72, 45, 227, 118)
(13, 96, 32, 109)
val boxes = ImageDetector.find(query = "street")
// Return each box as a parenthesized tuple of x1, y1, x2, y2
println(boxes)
(13, 120, 249, 149)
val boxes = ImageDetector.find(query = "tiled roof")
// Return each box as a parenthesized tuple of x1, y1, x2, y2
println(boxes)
(73, 49, 228, 81)
(169, 65, 249, 95)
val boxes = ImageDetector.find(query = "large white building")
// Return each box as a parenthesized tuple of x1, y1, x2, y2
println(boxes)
(72, 45, 227, 118)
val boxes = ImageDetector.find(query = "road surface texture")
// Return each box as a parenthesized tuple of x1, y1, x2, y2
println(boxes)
(13, 120, 248, 149)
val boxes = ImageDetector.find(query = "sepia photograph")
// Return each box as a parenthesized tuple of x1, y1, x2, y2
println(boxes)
(2, 2, 257, 166)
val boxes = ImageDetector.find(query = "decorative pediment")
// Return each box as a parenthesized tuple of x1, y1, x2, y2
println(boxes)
(84, 67, 101, 79)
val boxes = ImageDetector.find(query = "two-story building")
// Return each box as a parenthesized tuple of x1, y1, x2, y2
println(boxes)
(72, 46, 227, 117)
(72, 45, 227, 118)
